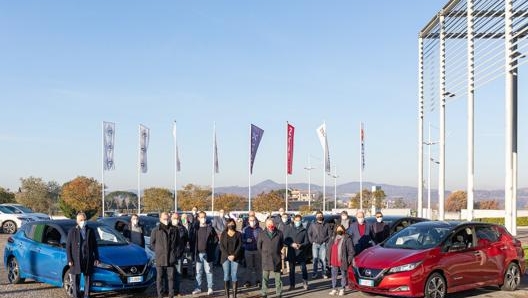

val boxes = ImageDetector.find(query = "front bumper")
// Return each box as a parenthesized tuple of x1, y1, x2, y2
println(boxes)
(349, 266, 425, 297)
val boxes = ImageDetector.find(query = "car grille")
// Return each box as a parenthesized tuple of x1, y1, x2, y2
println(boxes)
(358, 267, 385, 279)
(117, 265, 146, 276)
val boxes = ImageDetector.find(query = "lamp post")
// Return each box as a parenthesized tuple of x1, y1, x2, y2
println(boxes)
(304, 162, 316, 209)
(423, 123, 439, 219)
(330, 166, 339, 210)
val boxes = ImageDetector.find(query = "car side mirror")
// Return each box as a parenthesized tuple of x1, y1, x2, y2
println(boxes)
(448, 242, 467, 252)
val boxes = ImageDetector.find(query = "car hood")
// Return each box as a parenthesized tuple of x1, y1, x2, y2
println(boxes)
(356, 245, 432, 268)
(98, 244, 149, 266)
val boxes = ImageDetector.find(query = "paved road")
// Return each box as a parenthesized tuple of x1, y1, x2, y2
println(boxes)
(1, 230, 528, 298)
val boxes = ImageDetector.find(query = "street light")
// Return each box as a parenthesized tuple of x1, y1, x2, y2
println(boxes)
(304, 164, 316, 209)
(329, 166, 339, 210)
(423, 123, 439, 219)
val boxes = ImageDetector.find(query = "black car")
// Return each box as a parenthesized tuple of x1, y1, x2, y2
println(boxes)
(97, 215, 159, 248)
(302, 213, 355, 231)
(365, 215, 429, 236)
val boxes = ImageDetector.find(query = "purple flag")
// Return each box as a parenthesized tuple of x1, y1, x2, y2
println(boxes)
(250, 124, 264, 174)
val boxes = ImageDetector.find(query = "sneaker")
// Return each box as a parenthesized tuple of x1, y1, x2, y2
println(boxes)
(338, 289, 345, 296)
(191, 288, 201, 295)
(329, 289, 337, 296)
(303, 281, 309, 290)
(207, 288, 214, 295)
(323, 274, 329, 279)
(311, 273, 318, 279)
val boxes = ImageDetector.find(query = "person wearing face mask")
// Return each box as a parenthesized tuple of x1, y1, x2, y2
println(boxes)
(346, 210, 374, 256)
(220, 218, 243, 297)
(123, 214, 145, 248)
(257, 218, 284, 298)
(213, 209, 228, 266)
(66, 212, 100, 298)
(151, 212, 178, 298)
(191, 211, 218, 296)
(372, 211, 390, 244)
(334, 210, 351, 231)
(326, 225, 354, 296)
(181, 213, 196, 279)
(307, 210, 331, 279)
(242, 210, 257, 229)
(284, 214, 310, 291)
(241, 215, 262, 288)
(276, 212, 291, 275)
(170, 213, 186, 296)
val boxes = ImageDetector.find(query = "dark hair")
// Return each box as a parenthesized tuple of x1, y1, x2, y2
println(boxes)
(316, 210, 323, 216)
(198, 211, 206, 217)
(131, 213, 139, 219)
(341, 210, 348, 215)
(335, 224, 345, 231)
(294, 214, 302, 220)
(226, 218, 236, 226)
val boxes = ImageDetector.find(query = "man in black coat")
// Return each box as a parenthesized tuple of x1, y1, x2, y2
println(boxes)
(66, 212, 100, 298)
(123, 214, 145, 248)
(151, 212, 179, 298)
(284, 214, 310, 291)
(257, 218, 284, 298)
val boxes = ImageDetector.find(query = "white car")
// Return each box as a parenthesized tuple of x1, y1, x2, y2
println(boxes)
(0, 203, 50, 221)
(0, 206, 35, 234)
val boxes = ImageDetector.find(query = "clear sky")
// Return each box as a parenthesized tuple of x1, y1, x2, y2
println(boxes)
(1, 0, 522, 194)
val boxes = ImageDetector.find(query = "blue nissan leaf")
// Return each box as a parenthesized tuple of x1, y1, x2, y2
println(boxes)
(3, 219, 155, 297)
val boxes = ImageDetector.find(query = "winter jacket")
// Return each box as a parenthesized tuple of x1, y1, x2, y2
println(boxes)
(192, 224, 218, 262)
(307, 221, 331, 244)
(123, 222, 145, 248)
(257, 228, 284, 272)
(150, 223, 179, 266)
(219, 230, 244, 263)
(372, 221, 390, 244)
(283, 224, 310, 262)
(347, 222, 374, 256)
(326, 233, 355, 272)
(66, 225, 99, 275)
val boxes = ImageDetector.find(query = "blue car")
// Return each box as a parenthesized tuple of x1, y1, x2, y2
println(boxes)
(4, 219, 155, 297)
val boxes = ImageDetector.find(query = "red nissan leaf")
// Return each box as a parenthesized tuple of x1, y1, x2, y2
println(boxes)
(349, 221, 525, 297)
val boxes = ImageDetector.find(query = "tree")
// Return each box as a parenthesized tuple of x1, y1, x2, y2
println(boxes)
(106, 191, 137, 213)
(142, 187, 173, 213)
(445, 190, 467, 212)
(0, 187, 15, 204)
(348, 189, 386, 210)
(253, 191, 284, 213)
(391, 197, 408, 208)
(60, 176, 101, 219)
(177, 184, 211, 211)
(475, 200, 500, 210)
(213, 194, 247, 212)
(298, 205, 315, 215)
(15, 177, 60, 215)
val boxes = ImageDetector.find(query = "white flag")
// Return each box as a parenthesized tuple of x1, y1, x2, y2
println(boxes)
(316, 123, 331, 172)
(139, 124, 150, 173)
(103, 121, 115, 171)
(173, 121, 181, 172)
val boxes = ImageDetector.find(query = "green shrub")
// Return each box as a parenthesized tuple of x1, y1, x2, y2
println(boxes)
(474, 216, 528, 226)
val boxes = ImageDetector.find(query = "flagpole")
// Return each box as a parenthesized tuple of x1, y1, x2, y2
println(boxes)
(285, 121, 289, 212)
(359, 122, 363, 211)
(212, 122, 216, 212)
(101, 121, 105, 218)
(173, 121, 178, 212)
(323, 121, 326, 213)
(248, 124, 252, 211)
(137, 124, 141, 215)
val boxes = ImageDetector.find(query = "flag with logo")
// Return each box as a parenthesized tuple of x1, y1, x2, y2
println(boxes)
(361, 123, 365, 170)
(172, 122, 181, 172)
(214, 130, 219, 173)
(287, 122, 295, 175)
(103, 121, 115, 171)
(316, 123, 331, 173)
(139, 124, 150, 173)
(250, 124, 264, 174)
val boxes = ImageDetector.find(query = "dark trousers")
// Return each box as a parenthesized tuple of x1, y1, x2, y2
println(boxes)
(288, 260, 308, 286)
(157, 266, 174, 298)
(71, 273, 91, 298)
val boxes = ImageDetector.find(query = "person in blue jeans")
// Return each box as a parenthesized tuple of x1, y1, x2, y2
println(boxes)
(307, 211, 331, 279)
(191, 211, 218, 296)
(220, 218, 243, 298)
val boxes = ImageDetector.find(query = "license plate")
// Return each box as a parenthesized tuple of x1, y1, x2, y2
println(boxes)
(127, 276, 143, 283)
(359, 278, 374, 287)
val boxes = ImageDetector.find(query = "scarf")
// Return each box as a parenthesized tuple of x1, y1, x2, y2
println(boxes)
(335, 234, 343, 262)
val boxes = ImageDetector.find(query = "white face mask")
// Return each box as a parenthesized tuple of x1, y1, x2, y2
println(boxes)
(282, 218, 288, 223)
(249, 221, 256, 227)
(341, 215, 348, 220)
(78, 221, 86, 229)
(199, 218, 206, 225)
(357, 218, 365, 224)
(172, 220, 179, 226)
(376, 217, 383, 223)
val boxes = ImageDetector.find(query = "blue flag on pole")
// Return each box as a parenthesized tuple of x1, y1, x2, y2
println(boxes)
(250, 124, 264, 174)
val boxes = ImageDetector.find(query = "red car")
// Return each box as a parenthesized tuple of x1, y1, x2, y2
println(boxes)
(348, 221, 525, 297)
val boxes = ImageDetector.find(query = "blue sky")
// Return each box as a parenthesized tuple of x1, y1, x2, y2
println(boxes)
(1, 0, 522, 194)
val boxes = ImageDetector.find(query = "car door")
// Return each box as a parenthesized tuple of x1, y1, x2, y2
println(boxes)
(15, 223, 38, 277)
(34, 224, 67, 284)
(440, 226, 481, 288)
(474, 225, 503, 283)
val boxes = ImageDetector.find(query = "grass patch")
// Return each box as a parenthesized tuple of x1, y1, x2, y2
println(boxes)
(524, 246, 528, 261)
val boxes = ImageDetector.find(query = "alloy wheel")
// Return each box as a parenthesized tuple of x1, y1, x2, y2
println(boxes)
(425, 273, 446, 298)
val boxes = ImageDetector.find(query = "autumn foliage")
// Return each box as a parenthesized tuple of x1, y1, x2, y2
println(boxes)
(60, 176, 101, 219)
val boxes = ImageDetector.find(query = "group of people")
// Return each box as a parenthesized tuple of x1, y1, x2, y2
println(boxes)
(64, 207, 391, 298)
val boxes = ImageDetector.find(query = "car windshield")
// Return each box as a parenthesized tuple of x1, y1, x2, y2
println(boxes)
(15, 205, 35, 213)
(383, 225, 451, 250)
(94, 224, 129, 246)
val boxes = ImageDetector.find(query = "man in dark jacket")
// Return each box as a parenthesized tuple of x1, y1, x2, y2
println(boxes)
(170, 212, 186, 295)
(346, 210, 374, 256)
(241, 214, 262, 288)
(372, 211, 390, 244)
(276, 212, 291, 275)
(66, 212, 99, 298)
(191, 211, 218, 296)
(181, 213, 195, 278)
(258, 218, 284, 298)
(123, 214, 145, 248)
(284, 214, 310, 291)
(307, 211, 331, 279)
(151, 212, 179, 298)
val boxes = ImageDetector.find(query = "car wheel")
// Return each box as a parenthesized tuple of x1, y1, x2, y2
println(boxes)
(7, 257, 25, 284)
(63, 269, 76, 298)
(424, 272, 446, 298)
(501, 262, 521, 291)
(2, 220, 17, 234)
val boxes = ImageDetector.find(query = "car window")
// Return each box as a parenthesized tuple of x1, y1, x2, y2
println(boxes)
(95, 224, 129, 246)
(385, 225, 450, 249)
(31, 223, 46, 243)
(475, 226, 499, 247)
(2, 205, 22, 214)
(21, 223, 35, 239)
(0, 206, 14, 214)
(448, 227, 474, 250)
(42, 225, 62, 246)
(395, 220, 410, 232)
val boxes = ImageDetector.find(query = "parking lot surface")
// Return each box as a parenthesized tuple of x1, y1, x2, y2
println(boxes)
(1, 230, 528, 298)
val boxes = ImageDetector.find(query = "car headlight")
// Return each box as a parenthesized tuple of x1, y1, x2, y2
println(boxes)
(388, 261, 423, 273)
(95, 262, 113, 269)
(149, 257, 156, 267)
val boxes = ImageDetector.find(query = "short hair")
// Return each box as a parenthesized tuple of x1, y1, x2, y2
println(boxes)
(198, 211, 206, 217)
(265, 218, 274, 225)
(76, 212, 86, 220)
(294, 214, 302, 220)
(131, 213, 139, 219)
(248, 215, 256, 221)
(356, 210, 365, 217)
(341, 210, 348, 215)
(315, 210, 323, 216)
(375, 211, 383, 216)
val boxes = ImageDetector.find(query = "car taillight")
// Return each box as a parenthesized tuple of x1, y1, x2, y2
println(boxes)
(7, 236, 14, 243)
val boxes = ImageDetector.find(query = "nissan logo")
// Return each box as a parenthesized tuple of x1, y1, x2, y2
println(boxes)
(365, 269, 372, 277)
(130, 267, 138, 274)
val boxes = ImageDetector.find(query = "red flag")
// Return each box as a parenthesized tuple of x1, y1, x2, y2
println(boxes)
(287, 123, 295, 174)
